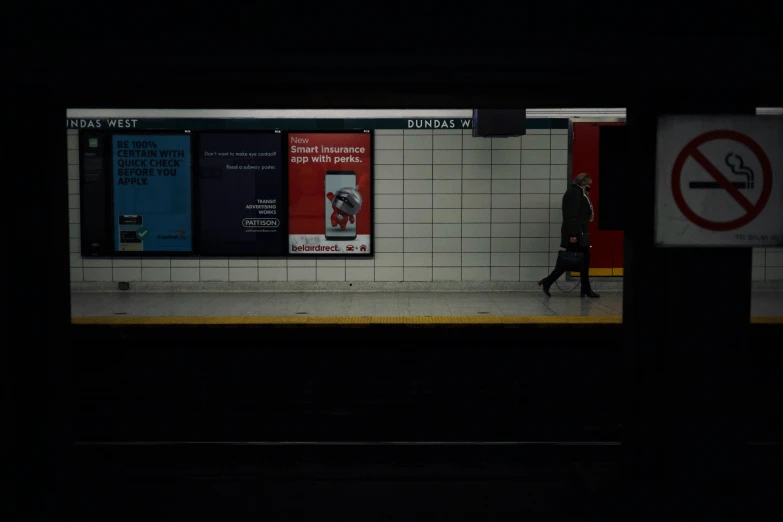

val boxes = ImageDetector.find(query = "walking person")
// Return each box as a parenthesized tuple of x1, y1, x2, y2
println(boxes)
(538, 172, 600, 298)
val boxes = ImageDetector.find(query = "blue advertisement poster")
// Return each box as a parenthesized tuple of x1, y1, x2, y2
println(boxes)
(198, 133, 284, 255)
(112, 134, 192, 252)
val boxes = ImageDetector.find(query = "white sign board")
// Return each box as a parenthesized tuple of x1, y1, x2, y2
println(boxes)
(655, 115, 783, 247)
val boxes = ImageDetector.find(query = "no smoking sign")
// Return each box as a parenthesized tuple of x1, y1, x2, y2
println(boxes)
(655, 115, 783, 246)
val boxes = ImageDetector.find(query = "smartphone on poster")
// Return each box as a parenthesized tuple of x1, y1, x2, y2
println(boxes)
(118, 215, 144, 251)
(324, 170, 360, 241)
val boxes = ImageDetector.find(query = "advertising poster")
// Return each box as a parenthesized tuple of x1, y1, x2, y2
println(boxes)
(198, 133, 284, 255)
(288, 132, 372, 254)
(80, 131, 110, 256)
(112, 134, 193, 252)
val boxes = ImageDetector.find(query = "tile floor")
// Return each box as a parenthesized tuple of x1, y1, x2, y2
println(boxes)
(69, 291, 783, 318)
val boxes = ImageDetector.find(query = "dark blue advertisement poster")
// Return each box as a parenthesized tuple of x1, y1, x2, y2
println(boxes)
(112, 134, 193, 253)
(198, 133, 284, 255)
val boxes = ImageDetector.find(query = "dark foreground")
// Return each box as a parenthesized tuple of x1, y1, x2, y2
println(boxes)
(35, 324, 777, 519)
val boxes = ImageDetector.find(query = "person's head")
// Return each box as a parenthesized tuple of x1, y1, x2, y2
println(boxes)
(573, 173, 593, 192)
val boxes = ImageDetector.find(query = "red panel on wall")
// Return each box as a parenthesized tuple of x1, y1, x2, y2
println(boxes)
(571, 122, 625, 276)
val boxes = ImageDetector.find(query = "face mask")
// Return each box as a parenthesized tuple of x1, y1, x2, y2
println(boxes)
(583, 186, 591, 194)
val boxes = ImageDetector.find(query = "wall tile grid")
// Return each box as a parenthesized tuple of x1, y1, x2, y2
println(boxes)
(67, 128, 780, 283)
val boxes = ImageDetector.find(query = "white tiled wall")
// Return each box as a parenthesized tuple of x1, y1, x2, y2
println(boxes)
(753, 248, 783, 281)
(67, 125, 782, 285)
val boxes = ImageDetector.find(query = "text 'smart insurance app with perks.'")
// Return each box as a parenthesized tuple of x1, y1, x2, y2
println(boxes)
(288, 132, 373, 254)
(112, 134, 193, 253)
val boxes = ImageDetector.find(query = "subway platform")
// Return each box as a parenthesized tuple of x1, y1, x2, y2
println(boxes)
(70, 290, 783, 324)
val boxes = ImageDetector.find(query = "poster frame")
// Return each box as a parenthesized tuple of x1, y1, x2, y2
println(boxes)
(107, 129, 197, 258)
(192, 129, 288, 258)
(78, 129, 113, 257)
(285, 128, 375, 258)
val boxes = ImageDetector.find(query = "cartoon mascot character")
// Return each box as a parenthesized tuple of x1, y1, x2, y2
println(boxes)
(326, 186, 363, 230)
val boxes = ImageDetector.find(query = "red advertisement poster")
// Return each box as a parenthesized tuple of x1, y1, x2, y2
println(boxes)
(288, 131, 373, 254)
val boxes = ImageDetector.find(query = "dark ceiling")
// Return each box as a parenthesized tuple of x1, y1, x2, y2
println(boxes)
(9, 11, 782, 108)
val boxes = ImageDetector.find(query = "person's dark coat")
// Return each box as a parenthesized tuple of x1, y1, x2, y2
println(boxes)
(560, 183, 593, 248)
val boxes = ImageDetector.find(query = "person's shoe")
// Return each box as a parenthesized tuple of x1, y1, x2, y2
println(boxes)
(538, 279, 551, 297)
(581, 289, 600, 298)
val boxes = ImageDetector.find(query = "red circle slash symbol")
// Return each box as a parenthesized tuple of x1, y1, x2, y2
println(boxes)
(671, 130, 772, 231)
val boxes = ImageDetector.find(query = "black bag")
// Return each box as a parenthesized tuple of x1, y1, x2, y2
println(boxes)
(557, 249, 584, 271)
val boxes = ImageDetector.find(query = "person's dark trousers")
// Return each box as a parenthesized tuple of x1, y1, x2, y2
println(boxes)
(542, 244, 592, 290)
(577, 245, 591, 290)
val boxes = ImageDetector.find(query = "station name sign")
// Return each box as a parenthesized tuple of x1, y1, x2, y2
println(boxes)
(407, 119, 473, 129)
(67, 118, 474, 130)
(66, 117, 567, 131)
(68, 119, 140, 129)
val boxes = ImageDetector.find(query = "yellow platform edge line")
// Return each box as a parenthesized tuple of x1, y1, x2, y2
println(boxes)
(70, 315, 783, 325)
(751, 316, 783, 324)
(569, 268, 618, 277)
(71, 315, 626, 325)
